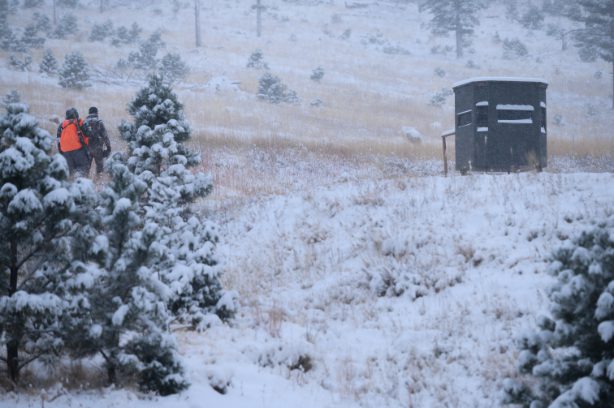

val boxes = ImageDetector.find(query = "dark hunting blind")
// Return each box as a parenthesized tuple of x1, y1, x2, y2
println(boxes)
(445, 77, 548, 174)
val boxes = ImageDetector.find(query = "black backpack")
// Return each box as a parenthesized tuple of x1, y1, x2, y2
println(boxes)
(86, 118, 104, 147)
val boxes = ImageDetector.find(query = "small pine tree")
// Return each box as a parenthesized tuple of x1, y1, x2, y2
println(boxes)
(51, 13, 78, 39)
(519, 4, 545, 30)
(258, 72, 299, 104)
(310, 66, 324, 82)
(59, 51, 90, 89)
(21, 24, 45, 49)
(127, 32, 165, 71)
(39, 49, 58, 74)
(2, 90, 20, 106)
(9, 54, 32, 71)
(89, 20, 114, 42)
(32, 12, 51, 36)
(504, 217, 614, 406)
(159, 52, 189, 84)
(246, 49, 269, 70)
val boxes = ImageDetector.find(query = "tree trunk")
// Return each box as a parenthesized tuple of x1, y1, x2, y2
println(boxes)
(52, 0, 57, 24)
(454, 0, 462, 59)
(611, 60, 613, 109)
(256, 0, 262, 38)
(194, 0, 202, 47)
(7, 239, 19, 383)
(99, 0, 104, 13)
(7, 341, 18, 384)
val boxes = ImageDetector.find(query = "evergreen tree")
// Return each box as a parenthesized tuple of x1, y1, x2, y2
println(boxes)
(21, 24, 45, 49)
(62, 157, 189, 394)
(419, 0, 482, 58)
(258, 72, 299, 104)
(127, 32, 165, 71)
(0, 102, 92, 383)
(504, 217, 614, 406)
(51, 13, 78, 39)
(59, 51, 90, 89)
(119, 75, 234, 328)
(571, 0, 614, 109)
(39, 49, 58, 74)
(159, 53, 189, 84)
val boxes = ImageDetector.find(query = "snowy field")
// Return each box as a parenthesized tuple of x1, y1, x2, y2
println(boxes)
(1, 0, 614, 407)
(2, 171, 614, 407)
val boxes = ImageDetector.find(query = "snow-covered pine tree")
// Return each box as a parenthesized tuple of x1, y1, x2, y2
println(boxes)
(419, 0, 481, 58)
(39, 49, 58, 74)
(571, 0, 614, 109)
(159, 53, 189, 84)
(21, 24, 45, 49)
(504, 216, 614, 406)
(0, 102, 88, 383)
(51, 13, 79, 39)
(62, 156, 189, 394)
(58, 51, 90, 89)
(119, 74, 235, 328)
(127, 32, 165, 72)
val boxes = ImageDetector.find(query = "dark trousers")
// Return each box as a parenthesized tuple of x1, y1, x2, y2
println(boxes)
(91, 151, 105, 174)
(62, 148, 90, 177)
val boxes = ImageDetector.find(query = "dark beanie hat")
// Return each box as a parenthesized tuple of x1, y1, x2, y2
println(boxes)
(88, 106, 98, 115)
(66, 108, 78, 119)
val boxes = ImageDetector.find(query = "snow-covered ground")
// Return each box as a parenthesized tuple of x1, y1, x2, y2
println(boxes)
(1, 0, 614, 407)
(2, 171, 613, 407)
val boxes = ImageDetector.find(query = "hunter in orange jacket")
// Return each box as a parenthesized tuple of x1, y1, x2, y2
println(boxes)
(56, 108, 91, 177)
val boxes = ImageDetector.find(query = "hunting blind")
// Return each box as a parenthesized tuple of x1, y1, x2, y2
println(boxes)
(449, 77, 548, 173)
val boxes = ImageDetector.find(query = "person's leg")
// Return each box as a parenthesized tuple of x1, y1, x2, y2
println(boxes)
(73, 149, 91, 178)
(62, 151, 77, 176)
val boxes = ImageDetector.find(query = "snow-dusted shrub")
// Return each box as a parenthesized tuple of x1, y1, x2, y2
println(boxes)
(51, 14, 78, 39)
(58, 51, 90, 89)
(39, 49, 58, 74)
(519, 5, 544, 30)
(310, 66, 324, 82)
(258, 72, 299, 104)
(429, 88, 453, 107)
(89, 20, 114, 42)
(159, 52, 189, 84)
(32, 12, 51, 36)
(504, 216, 614, 406)
(111, 22, 141, 46)
(8, 54, 32, 71)
(127, 32, 165, 71)
(2, 90, 20, 106)
(246, 49, 269, 70)
(434, 67, 446, 77)
(21, 24, 45, 49)
(502, 38, 528, 59)
(257, 340, 314, 374)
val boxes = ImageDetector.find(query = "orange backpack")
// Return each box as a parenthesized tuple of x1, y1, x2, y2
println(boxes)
(60, 119, 89, 153)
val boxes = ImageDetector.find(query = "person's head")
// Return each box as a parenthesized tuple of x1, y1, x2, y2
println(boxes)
(88, 106, 98, 115)
(65, 107, 79, 120)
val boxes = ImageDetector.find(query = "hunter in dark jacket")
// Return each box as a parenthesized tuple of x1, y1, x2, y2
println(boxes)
(83, 106, 111, 177)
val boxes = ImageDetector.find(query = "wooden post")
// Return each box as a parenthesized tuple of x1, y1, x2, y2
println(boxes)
(441, 129, 455, 176)
(195, 0, 202, 47)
